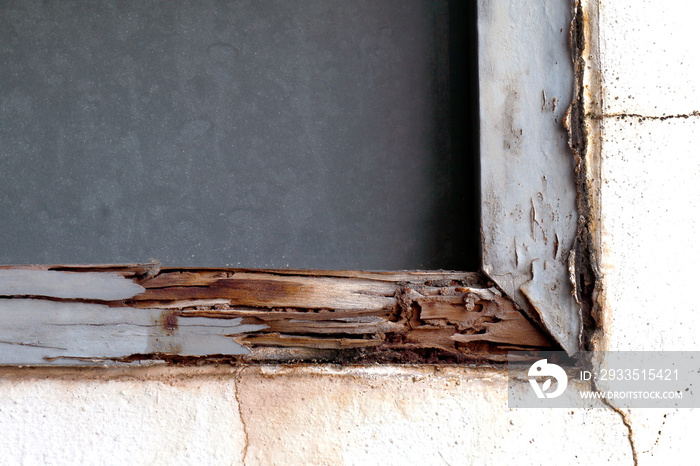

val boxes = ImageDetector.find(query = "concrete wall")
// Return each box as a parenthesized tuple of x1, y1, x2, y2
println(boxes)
(0, 366, 631, 465)
(592, 0, 700, 463)
(1, 0, 699, 464)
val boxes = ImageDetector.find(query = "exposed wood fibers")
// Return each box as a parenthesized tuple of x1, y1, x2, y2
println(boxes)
(0, 266, 557, 364)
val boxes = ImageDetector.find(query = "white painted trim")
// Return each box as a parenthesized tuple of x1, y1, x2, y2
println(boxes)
(478, 0, 580, 354)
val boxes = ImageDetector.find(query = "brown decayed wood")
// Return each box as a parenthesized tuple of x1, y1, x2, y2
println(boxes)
(0, 267, 557, 364)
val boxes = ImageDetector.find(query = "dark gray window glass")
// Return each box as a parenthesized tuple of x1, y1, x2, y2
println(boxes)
(0, 0, 478, 269)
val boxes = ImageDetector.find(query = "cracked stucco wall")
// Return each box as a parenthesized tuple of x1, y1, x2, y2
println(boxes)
(580, 0, 700, 463)
(0, 365, 631, 465)
(1, 0, 699, 464)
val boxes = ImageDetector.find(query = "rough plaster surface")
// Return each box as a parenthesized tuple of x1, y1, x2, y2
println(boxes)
(0, 369, 246, 465)
(598, 0, 700, 116)
(0, 365, 632, 465)
(597, 112, 700, 466)
(600, 118, 700, 351)
(593, 1, 700, 463)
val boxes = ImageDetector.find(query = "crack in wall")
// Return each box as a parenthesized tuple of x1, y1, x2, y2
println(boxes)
(588, 110, 700, 121)
(603, 401, 638, 465)
(571, 2, 637, 464)
(234, 369, 250, 465)
(590, 374, 638, 465)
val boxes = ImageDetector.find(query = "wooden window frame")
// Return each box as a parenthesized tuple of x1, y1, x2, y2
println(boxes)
(0, 0, 581, 365)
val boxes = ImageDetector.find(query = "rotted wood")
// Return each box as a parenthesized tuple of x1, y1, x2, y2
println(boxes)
(0, 265, 556, 365)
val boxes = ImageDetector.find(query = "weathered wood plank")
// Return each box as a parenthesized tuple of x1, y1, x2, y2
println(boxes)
(0, 267, 557, 365)
(233, 333, 385, 349)
(241, 269, 483, 283)
(134, 272, 397, 311)
(0, 299, 265, 365)
(0, 269, 145, 300)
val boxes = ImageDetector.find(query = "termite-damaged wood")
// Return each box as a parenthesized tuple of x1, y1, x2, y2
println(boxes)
(0, 267, 557, 365)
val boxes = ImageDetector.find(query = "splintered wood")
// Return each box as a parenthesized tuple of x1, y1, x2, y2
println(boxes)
(0, 265, 556, 365)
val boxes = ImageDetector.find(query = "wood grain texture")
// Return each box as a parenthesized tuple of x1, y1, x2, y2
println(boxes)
(0, 267, 557, 365)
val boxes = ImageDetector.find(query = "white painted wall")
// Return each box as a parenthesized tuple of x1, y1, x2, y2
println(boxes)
(594, 0, 700, 463)
(0, 366, 630, 465)
(1, 0, 699, 464)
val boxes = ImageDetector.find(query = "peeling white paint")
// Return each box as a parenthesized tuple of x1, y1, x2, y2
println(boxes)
(479, 0, 579, 354)
(521, 258, 578, 349)
(0, 300, 266, 364)
(0, 269, 145, 300)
